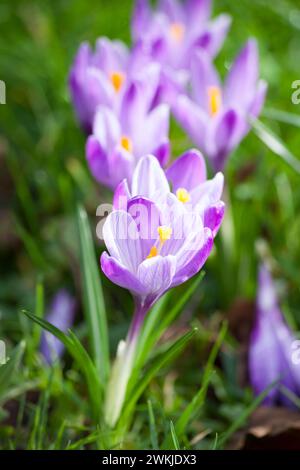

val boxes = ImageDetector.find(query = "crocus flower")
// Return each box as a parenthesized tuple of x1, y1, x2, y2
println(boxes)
(173, 39, 267, 171)
(86, 72, 170, 190)
(132, 0, 231, 70)
(40, 290, 76, 364)
(69, 38, 129, 133)
(249, 264, 300, 408)
(102, 170, 217, 425)
(69, 37, 159, 133)
(113, 150, 225, 237)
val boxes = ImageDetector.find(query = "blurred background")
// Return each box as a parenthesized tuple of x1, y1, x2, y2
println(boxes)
(0, 0, 300, 449)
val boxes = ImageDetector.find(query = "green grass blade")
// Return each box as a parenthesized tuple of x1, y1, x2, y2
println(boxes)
(262, 108, 300, 127)
(76, 205, 109, 384)
(170, 421, 180, 450)
(148, 400, 159, 450)
(251, 118, 300, 175)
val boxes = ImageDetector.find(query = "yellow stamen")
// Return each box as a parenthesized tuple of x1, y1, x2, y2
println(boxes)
(147, 246, 158, 259)
(176, 187, 191, 204)
(110, 71, 125, 93)
(157, 225, 172, 243)
(208, 86, 222, 116)
(120, 135, 133, 153)
(169, 22, 185, 42)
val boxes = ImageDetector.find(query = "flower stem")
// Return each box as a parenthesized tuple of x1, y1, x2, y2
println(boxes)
(104, 301, 149, 429)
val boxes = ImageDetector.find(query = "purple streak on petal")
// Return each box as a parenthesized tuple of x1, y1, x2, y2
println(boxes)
(171, 227, 213, 287)
(166, 149, 207, 192)
(224, 39, 259, 110)
(137, 254, 177, 299)
(204, 201, 225, 237)
(102, 210, 143, 272)
(101, 252, 147, 296)
(113, 179, 131, 210)
(131, 154, 170, 200)
(127, 196, 161, 257)
(40, 290, 76, 364)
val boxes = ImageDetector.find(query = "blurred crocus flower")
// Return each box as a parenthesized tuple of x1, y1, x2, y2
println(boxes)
(114, 150, 224, 237)
(40, 290, 76, 365)
(69, 37, 159, 133)
(249, 264, 300, 408)
(173, 39, 267, 171)
(86, 71, 170, 190)
(132, 0, 231, 70)
(69, 38, 129, 133)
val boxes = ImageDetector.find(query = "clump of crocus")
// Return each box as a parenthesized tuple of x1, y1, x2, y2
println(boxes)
(40, 290, 76, 364)
(86, 71, 170, 190)
(173, 39, 267, 171)
(249, 264, 300, 408)
(101, 153, 224, 426)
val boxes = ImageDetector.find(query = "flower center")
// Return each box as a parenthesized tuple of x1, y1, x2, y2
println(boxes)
(176, 187, 191, 203)
(208, 86, 222, 116)
(120, 135, 133, 153)
(146, 225, 172, 259)
(110, 71, 125, 93)
(169, 22, 185, 42)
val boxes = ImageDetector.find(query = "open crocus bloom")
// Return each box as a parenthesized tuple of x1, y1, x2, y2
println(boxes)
(101, 194, 213, 315)
(114, 151, 225, 237)
(86, 74, 170, 190)
(101, 153, 224, 427)
(132, 0, 231, 70)
(249, 264, 300, 408)
(173, 39, 267, 171)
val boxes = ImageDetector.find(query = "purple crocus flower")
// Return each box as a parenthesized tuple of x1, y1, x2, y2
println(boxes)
(102, 154, 223, 426)
(113, 150, 225, 237)
(132, 0, 231, 69)
(101, 152, 224, 319)
(40, 290, 76, 365)
(249, 264, 300, 408)
(69, 38, 130, 133)
(86, 71, 170, 190)
(69, 37, 159, 133)
(173, 39, 267, 171)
